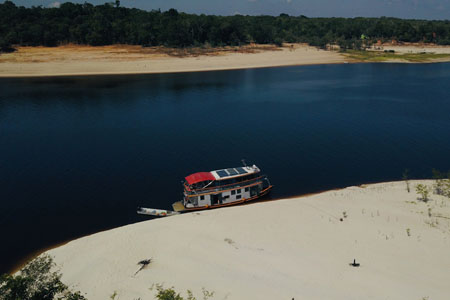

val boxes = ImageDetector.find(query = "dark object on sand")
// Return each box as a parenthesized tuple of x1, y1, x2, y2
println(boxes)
(134, 258, 152, 276)
(349, 259, 360, 267)
(138, 259, 152, 266)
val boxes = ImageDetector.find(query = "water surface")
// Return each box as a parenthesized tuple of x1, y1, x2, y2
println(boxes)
(1, 63, 450, 273)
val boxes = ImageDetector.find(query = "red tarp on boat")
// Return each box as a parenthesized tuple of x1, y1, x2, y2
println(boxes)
(185, 172, 215, 185)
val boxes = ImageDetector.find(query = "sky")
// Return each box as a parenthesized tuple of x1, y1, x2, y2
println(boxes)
(8, 0, 450, 20)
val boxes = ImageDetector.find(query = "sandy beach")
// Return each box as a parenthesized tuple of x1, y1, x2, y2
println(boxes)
(44, 180, 450, 300)
(0, 44, 346, 77)
(2, 43, 450, 77)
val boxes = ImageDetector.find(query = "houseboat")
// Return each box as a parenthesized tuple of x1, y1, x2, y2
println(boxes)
(172, 164, 272, 212)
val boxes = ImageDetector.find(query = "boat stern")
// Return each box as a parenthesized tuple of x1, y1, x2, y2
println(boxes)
(172, 201, 186, 212)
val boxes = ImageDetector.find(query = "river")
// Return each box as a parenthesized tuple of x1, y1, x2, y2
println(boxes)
(1, 63, 450, 273)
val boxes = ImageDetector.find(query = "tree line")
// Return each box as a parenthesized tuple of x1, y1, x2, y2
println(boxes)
(1, 0, 450, 52)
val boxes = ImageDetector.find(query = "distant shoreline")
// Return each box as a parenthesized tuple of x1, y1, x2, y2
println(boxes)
(2, 43, 449, 78)
(0, 44, 345, 78)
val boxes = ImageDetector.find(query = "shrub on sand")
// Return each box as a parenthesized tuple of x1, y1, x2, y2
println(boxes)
(415, 184, 430, 202)
(0, 254, 85, 300)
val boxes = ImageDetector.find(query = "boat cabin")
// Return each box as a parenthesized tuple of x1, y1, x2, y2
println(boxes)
(180, 165, 271, 210)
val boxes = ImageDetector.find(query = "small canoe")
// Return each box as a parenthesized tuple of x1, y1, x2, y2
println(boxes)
(137, 207, 179, 217)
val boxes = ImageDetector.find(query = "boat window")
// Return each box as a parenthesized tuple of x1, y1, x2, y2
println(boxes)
(231, 190, 236, 195)
(236, 195, 241, 199)
(221, 179, 231, 186)
(237, 189, 241, 194)
(245, 187, 249, 192)
(241, 175, 251, 182)
(200, 195, 205, 200)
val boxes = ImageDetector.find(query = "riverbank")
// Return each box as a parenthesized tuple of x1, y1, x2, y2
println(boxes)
(0, 44, 346, 77)
(344, 49, 450, 63)
(44, 180, 450, 300)
(2, 44, 450, 77)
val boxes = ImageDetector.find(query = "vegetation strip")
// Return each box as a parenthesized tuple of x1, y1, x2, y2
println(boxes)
(343, 50, 450, 62)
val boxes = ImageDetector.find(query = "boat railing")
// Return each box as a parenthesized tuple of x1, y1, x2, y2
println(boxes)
(185, 174, 265, 192)
(184, 175, 268, 196)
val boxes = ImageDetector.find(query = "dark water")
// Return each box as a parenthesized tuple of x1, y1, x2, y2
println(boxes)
(1, 63, 450, 273)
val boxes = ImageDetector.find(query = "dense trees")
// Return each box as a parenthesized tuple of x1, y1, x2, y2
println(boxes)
(1, 0, 449, 52)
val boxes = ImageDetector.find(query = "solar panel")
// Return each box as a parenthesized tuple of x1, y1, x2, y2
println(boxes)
(227, 168, 238, 176)
(235, 167, 247, 174)
(216, 170, 228, 178)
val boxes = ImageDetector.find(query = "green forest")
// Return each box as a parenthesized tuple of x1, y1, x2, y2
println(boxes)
(1, 0, 450, 52)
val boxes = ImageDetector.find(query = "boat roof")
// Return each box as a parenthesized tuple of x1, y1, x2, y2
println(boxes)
(185, 172, 216, 185)
(185, 165, 260, 185)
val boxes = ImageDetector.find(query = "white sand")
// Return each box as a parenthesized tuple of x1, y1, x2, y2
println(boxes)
(3, 44, 450, 77)
(47, 180, 450, 300)
(0, 44, 346, 77)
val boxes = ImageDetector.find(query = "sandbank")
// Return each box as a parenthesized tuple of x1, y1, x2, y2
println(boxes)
(45, 180, 450, 300)
(0, 44, 346, 78)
